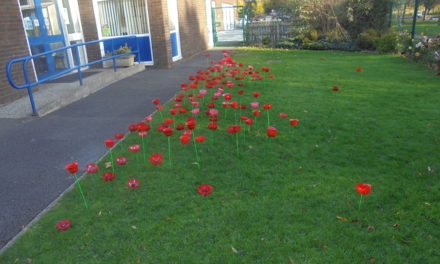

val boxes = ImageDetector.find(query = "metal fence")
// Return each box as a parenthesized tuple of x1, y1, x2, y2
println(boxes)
(247, 22, 295, 45)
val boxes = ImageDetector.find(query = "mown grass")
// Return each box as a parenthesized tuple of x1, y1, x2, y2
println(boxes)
(1, 49, 439, 263)
(394, 19, 440, 37)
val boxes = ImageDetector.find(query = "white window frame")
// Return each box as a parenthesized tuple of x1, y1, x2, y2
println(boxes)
(91, 0, 154, 65)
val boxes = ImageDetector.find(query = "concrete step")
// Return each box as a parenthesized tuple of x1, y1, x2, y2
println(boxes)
(0, 64, 145, 119)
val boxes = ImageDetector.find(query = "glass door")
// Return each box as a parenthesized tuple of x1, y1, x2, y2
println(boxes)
(20, 0, 69, 78)
(167, 0, 181, 61)
(60, 0, 87, 67)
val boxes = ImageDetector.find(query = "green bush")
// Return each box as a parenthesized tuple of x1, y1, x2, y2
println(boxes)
(357, 29, 379, 50)
(375, 30, 397, 53)
(262, 37, 271, 46)
(396, 31, 412, 54)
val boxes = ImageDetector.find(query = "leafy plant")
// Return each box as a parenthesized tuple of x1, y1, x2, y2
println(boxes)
(375, 30, 398, 53)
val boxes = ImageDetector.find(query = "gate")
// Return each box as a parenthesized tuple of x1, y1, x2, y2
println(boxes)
(212, 5, 248, 46)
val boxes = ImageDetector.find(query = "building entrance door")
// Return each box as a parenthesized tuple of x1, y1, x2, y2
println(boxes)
(20, 0, 69, 78)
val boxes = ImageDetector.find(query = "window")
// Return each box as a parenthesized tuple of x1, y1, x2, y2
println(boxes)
(97, 0, 149, 37)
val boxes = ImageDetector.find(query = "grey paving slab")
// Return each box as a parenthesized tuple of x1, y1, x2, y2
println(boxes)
(0, 48, 230, 250)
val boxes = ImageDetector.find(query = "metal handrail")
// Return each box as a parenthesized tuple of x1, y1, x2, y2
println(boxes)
(6, 36, 141, 115)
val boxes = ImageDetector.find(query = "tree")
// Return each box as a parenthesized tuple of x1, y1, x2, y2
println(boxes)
(420, 0, 440, 20)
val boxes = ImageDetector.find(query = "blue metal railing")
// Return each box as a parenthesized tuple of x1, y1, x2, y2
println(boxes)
(6, 36, 141, 115)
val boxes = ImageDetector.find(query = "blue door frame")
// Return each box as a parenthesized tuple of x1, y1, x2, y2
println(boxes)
(27, 0, 68, 79)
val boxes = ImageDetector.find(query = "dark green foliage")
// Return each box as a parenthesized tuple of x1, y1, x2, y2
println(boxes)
(357, 29, 380, 50)
(341, 0, 393, 38)
(375, 30, 398, 53)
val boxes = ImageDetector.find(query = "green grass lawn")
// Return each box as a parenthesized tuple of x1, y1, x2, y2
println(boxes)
(394, 19, 440, 37)
(1, 49, 439, 263)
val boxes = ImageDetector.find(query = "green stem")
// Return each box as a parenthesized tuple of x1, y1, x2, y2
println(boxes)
(193, 134, 200, 169)
(211, 129, 214, 144)
(141, 136, 146, 163)
(235, 132, 239, 156)
(267, 109, 270, 127)
(109, 149, 115, 173)
(234, 111, 237, 124)
(268, 137, 272, 148)
(358, 194, 364, 211)
(74, 173, 88, 209)
(291, 127, 295, 143)
(243, 126, 246, 145)
(168, 137, 172, 168)
(136, 152, 141, 175)
(224, 108, 227, 120)
(184, 145, 187, 163)
(159, 111, 164, 122)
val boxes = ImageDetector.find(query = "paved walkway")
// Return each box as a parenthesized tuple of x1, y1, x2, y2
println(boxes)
(0, 48, 228, 249)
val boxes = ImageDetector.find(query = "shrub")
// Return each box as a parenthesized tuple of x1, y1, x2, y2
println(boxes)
(375, 30, 397, 53)
(262, 36, 271, 46)
(357, 29, 379, 50)
(308, 29, 319, 41)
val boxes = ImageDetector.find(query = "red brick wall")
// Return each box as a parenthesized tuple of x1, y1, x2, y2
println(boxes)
(77, 0, 101, 66)
(177, 0, 209, 62)
(0, 0, 35, 106)
(148, 0, 173, 68)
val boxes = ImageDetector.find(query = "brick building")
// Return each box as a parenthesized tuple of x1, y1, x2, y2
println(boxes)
(1, 0, 218, 106)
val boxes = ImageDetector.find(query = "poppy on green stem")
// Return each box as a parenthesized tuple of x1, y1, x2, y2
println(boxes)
(150, 154, 163, 166)
(127, 179, 139, 189)
(102, 172, 115, 182)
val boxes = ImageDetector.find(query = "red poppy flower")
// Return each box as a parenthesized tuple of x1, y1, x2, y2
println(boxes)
(222, 102, 229, 108)
(208, 123, 218, 130)
(176, 124, 185, 130)
(263, 104, 272, 110)
(230, 102, 238, 109)
(239, 104, 247, 110)
(239, 62, 244, 67)
(269, 75, 274, 79)
(227, 126, 235, 134)
(253, 92, 260, 98)
(332, 86, 339, 91)
(128, 124, 138, 132)
(208, 102, 215, 108)
(321, 57, 325, 60)
(114, 133, 124, 140)
(191, 101, 199, 108)
(238, 90, 244, 95)
(137, 122, 150, 132)
(190, 83, 198, 89)
(105, 139, 115, 148)
(267, 126, 277, 137)
(165, 119, 174, 124)
(128, 179, 140, 189)
(186, 120, 197, 130)
(102, 172, 115, 182)
(156, 105, 163, 111)
(183, 130, 193, 138)
(129, 144, 140, 152)
(356, 183, 372, 195)
(157, 123, 169, 132)
(198, 184, 213, 196)
(253, 110, 260, 117)
(163, 127, 174, 136)
(211, 96, 218, 100)
(145, 115, 153, 122)
(356, 68, 362, 72)
(224, 94, 232, 101)
(237, 83, 243, 87)
(180, 135, 190, 144)
(196, 136, 205, 142)
(115, 157, 127, 165)
(205, 53, 210, 57)
(233, 125, 241, 132)
(138, 131, 148, 137)
(153, 98, 160, 105)
(170, 108, 178, 115)
(245, 119, 254, 125)
(240, 116, 248, 121)
(57, 219, 70, 230)
(290, 119, 298, 126)
(179, 108, 187, 114)
(196, 94, 203, 99)
(150, 153, 163, 165)
(85, 163, 98, 173)
(210, 115, 218, 122)
(279, 113, 287, 118)
(65, 162, 78, 174)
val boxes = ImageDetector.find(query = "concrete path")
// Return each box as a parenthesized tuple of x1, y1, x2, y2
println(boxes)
(0, 48, 228, 249)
